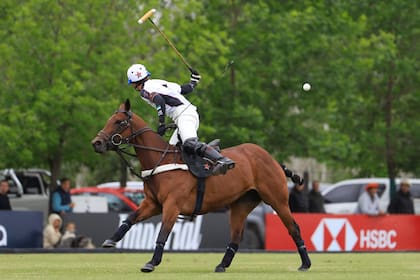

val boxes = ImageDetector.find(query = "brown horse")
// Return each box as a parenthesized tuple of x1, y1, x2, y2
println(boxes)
(91, 99, 311, 273)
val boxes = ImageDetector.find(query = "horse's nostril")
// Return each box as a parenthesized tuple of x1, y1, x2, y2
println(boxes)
(92, 139, 105, 153)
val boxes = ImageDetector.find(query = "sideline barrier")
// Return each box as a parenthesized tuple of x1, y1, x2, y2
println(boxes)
(62, 212, 230, 250)
(266, 213, 420, 251)
(0, 211, 43, 248)
(0, 211, 231, 250)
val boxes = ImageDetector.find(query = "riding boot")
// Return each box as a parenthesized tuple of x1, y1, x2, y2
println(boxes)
(202, 146, 235, 175)
(183, 137, 235, 175)
(208, 138, 221, 152)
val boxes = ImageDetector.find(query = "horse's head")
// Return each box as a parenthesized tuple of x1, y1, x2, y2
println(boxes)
(91, 99, 136, 153)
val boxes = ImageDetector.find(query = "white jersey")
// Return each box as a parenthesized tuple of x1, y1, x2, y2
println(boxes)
(141, 79, 196, 120)
(140, 78, 199, 145)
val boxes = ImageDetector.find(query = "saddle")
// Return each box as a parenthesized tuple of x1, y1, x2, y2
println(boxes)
(181, 139, 221, 178)
(179, 139, 221, 220)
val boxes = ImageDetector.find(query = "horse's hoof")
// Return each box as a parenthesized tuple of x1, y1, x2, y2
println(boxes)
(141, 263, 155, 273)
(214, 265, 226, 272)
(298, 265, 310, 272)
(102, 239, 116, 248)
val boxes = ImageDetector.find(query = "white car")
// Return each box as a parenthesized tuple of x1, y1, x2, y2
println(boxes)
(321, 178, 420, 214)
(97, 181, 144, 190)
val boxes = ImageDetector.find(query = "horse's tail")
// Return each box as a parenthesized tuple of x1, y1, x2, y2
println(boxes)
(280, 164, 304, 185)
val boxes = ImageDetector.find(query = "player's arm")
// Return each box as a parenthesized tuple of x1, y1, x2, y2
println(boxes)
(181, 70, 201, 95)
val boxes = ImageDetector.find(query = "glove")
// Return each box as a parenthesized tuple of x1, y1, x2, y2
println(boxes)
(292, 174, 304, 185)
(281, 164, 293, 177)
(190, 70, 201, 85)
(157, 123, 166, 136)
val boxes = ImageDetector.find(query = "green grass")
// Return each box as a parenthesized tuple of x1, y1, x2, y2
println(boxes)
(0, 252, 419, 280)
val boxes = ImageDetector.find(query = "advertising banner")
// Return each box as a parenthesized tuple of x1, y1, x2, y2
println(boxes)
(266, 213, 420, 252)
(0, 211, 43, 248)
(63, 212, 230, 250)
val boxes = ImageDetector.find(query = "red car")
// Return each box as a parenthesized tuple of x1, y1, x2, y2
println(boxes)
(70, 187, 145, 212)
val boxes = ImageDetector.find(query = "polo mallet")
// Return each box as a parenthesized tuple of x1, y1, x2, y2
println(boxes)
(138, 9, 195, 73)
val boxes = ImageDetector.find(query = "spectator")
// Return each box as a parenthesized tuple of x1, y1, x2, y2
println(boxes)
(59, 222, 95, 249)
(356, 182, 385, 216)
(308, 180, 326, 213)
(0, 179, 12, 210)
(72, 235, 96, 249)
(289, 183, 309, 213)
(387, 180, 414, 214)
(43, 213, 63, 248)
(59, 222, 77, 248)
(52, 177, 74, 215)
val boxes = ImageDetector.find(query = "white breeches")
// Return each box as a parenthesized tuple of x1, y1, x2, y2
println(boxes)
(168, 106, 199, 145)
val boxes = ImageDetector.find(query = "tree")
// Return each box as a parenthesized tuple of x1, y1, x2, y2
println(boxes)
(1, 0, 418, 186)
(0, 0, 144, 187)
(0, 0, 231, 186)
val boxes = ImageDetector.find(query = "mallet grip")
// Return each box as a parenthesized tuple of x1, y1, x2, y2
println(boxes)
(138, 9, 156, 24)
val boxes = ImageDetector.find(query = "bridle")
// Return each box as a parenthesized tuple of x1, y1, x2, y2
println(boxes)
(98, 111, 144, 146)
(97, 109, 179, 178)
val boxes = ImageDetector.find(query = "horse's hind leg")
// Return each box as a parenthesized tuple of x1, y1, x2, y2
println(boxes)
(215, 191, 261, 272)
(102, 198, 160, 248)
(276, 205, 311, 271)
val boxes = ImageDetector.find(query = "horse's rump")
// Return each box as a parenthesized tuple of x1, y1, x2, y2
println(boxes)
(184, 142, 288, 213)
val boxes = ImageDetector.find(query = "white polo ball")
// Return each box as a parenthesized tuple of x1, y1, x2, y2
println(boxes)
(303, 82, 311, 91)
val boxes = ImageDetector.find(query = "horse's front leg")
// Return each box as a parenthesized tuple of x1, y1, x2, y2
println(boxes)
(141, 205, 180, 273)
(102, 198, 160, 248)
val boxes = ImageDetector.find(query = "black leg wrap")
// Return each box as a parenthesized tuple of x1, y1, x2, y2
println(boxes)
(221, 243, 238, 267)
(297, 243, 312, 271)
(215, 243, 238, 272)
(141, 242, 165, 273)
(150, 242, 165, 266)
(110, 219, 133, 242)
(290, 221, 311, 271)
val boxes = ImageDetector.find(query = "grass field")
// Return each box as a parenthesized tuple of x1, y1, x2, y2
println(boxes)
(0, 252, 419, 280)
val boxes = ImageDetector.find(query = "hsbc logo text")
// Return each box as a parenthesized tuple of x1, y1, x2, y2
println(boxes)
(311, 218, 358, 251)
(310, 218, 399, 251)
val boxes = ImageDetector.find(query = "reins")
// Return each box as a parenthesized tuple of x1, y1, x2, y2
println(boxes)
(107, 114, 180, 179)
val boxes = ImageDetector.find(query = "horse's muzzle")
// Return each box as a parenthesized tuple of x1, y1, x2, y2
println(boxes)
(91, 137, 107, 153)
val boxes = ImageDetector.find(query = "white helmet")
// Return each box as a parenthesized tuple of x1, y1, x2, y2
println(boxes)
(127, 64, 150, 84)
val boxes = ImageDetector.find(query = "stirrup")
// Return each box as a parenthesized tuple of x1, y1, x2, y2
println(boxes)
(212, 158, 235, 175)
(218, 159, 235, 169)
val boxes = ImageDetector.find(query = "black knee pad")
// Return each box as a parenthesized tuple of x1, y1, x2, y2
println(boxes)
(183, 138, 206, 156)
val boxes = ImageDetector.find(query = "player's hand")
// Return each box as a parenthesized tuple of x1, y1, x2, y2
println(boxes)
(157, 123, 166, 136)
(190, 70, 201, 84)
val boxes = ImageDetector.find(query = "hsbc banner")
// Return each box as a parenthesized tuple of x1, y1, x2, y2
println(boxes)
(266, 213, 420, 252)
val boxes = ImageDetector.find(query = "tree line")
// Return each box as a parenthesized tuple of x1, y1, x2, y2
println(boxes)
(1, 0, 419, 188)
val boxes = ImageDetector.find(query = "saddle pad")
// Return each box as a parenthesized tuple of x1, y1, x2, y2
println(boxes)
(182, 150, 213, 178)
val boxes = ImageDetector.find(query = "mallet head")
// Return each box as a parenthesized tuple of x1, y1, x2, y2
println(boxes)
(138, 9, 156, 24)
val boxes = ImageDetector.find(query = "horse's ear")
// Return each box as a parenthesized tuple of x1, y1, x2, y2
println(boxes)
(125, 99, 131, 111)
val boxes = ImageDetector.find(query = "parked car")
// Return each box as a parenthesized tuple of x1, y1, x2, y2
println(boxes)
(321, 178, 420, 214)
(97, 181, 144, 190)
(70, 187, 145, 212)
(1, 168, 51, 221)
